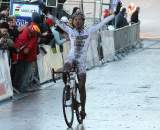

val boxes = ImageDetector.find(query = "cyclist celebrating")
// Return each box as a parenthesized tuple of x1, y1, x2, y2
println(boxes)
(57, 11, 114, 119)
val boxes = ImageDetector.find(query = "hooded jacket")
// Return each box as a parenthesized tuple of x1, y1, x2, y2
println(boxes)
(12, 22, 40, 62)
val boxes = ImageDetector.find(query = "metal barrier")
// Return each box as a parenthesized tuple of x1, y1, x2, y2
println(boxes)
(78, 22, 140, 69)
(0, 22, 140, 99)
(113, 22, 140, 53)
(129, 23, 140, 47)
(114, 25, 131, 52)
(92, 22, 140, 64)
(100, 30, 115, 62)
(86, 32, 100, 69)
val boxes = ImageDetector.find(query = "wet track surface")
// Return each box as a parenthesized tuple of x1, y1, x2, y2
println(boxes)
(1, 40, 160, 130)
(0, 1, 160, 129)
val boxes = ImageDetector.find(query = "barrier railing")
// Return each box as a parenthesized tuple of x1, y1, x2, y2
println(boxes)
(114, 25, 131, 52)
(86, 32, 100, 69)
(100, 30, 115, 62)
(114, 22, 140, 53)
(0, 22, 140, 100)
(37, 22, 140, 84)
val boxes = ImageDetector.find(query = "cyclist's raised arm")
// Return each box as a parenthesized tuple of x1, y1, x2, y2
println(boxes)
(55, 18, 72, 34)
(88, 15, 115, 33)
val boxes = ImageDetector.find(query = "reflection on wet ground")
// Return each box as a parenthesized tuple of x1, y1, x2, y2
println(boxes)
(2, 41, 160, 129)
(67, 124, 85, 130)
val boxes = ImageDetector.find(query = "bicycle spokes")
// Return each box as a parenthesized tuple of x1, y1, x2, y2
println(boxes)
(63, 86, 74, 128)
(74, 85, 83, 124)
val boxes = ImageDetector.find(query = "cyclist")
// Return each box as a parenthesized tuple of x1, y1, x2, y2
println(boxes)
(56, 11, 114, 119)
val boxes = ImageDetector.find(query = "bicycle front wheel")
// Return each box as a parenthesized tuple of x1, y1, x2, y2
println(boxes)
(62, 85, 74, 128)
(74, 83, 83, 124)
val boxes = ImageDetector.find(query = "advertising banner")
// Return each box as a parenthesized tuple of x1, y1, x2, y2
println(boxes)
(37, 45, 63, 84)
(11, 3, 40, 26)
(0, 51, 13, 101)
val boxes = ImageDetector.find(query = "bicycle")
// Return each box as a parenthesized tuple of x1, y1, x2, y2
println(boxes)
(52, 67, 84, 128)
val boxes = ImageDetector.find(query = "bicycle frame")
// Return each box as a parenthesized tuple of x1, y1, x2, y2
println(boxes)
(52, 68, 83, 127)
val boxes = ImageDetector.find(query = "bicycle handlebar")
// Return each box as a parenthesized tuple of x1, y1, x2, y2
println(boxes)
(52, 67, 78, 83)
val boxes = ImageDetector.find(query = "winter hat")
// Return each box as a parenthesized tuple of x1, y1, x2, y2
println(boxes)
(103, 9, 110, 17)
(60, 16, 69, 23)
(32, 12, 42, 24)
(45, 18, 54, 26)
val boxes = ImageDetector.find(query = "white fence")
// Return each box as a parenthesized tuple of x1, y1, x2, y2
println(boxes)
(37, 22, 140, 83)
(0, 51, 13, 101)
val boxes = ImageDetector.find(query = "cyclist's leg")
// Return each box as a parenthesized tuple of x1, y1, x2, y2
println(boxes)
(77, 62, 87, 118)
(78, 72, 86, 112)
(63, 60, 73, 84)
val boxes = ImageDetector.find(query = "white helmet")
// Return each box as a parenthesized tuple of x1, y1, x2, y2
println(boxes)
(60, 16, 69, 23)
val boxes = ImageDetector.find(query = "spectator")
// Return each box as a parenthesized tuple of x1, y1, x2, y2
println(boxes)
(12, 12, 41, 93)
(128, 3, 136, 15)
(72, 7, 81, 15)
(0, 22, 13, 53)
(46, 18, 67, 47)
(0, 8, 9, 22)
(115, 8, 129, 29)
(103, 9, 110, 18)
(60, 16, 70, 38)
(114, 1, 122, 15)
(131, 6, 140, 24)
(7, 16, 20, 91)
(60, 16, 69, 25)
(44, 17, 67, 54)
(103, 9, 114, 28)
(107, 1, 122, 27)
(7, 16, 19, 42)
(39, 15, 53, 45)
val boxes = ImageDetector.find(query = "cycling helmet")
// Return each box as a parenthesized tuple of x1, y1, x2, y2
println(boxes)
(32, 12, 41, 24)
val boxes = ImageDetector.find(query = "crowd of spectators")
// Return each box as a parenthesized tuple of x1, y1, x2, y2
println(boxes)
(103, 1, 140, 29)
(0, 2, 140, 94)
(0, 7, 69, 93)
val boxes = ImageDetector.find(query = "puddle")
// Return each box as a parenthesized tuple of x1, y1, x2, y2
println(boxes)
(148, 96, 160, 99)
(138, 85, 151, 89)
(130, 90, 148, 93)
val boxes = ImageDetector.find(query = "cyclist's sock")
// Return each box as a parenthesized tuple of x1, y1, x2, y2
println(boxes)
(80, 110, 86, 119)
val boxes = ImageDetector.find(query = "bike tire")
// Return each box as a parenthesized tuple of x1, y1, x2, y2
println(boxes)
(62, 85, 74, 128)
(74, 83, 83, 124)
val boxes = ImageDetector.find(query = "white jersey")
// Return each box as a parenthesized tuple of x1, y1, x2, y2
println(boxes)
(56, 15, 114, 72)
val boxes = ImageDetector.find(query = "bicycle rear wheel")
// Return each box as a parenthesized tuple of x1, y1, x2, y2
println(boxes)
(74, 83, 83, 124)
(62, 85, 74, 128)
